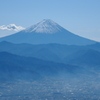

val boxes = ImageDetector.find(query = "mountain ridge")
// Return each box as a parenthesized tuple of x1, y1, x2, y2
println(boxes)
(0, 41, 100, 63)
(0, 51, 81, 82)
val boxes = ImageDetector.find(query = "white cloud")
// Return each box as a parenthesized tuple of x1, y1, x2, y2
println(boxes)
(0, 24, 25, 31)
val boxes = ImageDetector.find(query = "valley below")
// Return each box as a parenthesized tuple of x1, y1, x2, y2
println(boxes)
(0, 76, 100, 100)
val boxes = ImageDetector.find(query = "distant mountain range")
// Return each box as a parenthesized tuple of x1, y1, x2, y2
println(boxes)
(0, 41, 100, 67)
(0, 19, 96, 45)
(0, 41, 100, 82)
(0, 40, 100, 82)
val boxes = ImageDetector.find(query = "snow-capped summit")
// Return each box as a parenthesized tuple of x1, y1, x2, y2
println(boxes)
(24, 19, 64, 34)
(0, 19, 96, 45)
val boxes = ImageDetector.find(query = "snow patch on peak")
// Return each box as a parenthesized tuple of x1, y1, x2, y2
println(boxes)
(24, 19, 64, 34)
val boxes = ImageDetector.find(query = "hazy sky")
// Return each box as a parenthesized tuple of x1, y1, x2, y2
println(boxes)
(0, 0, 100, 41)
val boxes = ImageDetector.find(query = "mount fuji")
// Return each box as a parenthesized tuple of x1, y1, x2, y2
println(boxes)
(0, 19, 96, 45)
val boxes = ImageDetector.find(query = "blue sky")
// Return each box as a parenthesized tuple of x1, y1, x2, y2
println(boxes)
(0, 0, 100, 41)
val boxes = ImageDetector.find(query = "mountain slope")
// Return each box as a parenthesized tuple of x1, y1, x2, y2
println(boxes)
(0, 19, 96, 45)
(0, 51, 80, 82)
(64, 49, 100, 69)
